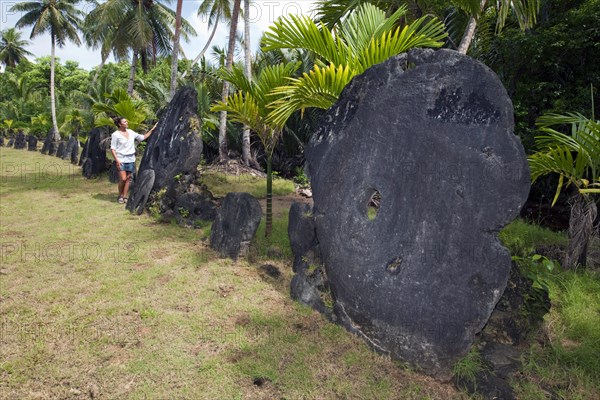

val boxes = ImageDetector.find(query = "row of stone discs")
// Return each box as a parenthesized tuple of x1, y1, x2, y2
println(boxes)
(53, 136, 80, 164)
(289, 49, 531, 381)
(0, 131, 39, 150)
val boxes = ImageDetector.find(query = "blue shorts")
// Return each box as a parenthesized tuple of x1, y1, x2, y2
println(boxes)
(120, 162, 135, 172)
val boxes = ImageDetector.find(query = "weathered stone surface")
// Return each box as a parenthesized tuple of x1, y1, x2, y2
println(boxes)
(78, 138, 89, 166)
(108, 161, 119, 183)
(0, 136, 4, 147)
(210, 192, 262, 260)
(481, 264, 550, 345)
(27, 135, 38, 151)
(81, 127, 109, 178)
(14, 131, 26, 149)
(56, 141, 67, 159)
(288, 202, 318, 259)
(288, 202, 332, 319)
(454, 370, 516, 400)
(40, 129, 59, 155)
(174, 191, 218, 225)
(126, 169, 155, 215)
(138, 86, 203, 191)
(302, 48, 530, 378)
(7, 138, 14, 147)
(65, 136, 79, 164)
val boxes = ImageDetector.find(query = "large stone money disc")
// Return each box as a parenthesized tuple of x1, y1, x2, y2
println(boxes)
(305, 49, 530, 378)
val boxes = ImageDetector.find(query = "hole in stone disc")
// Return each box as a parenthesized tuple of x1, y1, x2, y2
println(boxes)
(367, 190, 382, 221)
(386, 257, 402, 275)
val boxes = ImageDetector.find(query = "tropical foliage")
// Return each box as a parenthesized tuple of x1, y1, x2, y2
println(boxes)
(93, 88, 150, 131)
(212, 62, 300, 236)
(262, 3, 447, 125)
(11, 0, 84, 137)
(528, 105, 599, 268)
(0, 28, 33, 68)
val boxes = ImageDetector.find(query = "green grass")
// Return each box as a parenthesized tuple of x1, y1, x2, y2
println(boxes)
(500, 219, 568, 257)
(452, 349, 486, 385)
(0, 148, 465, 399)
(500, 219, 600, 398)
(200, 170, 295, 198)
(514, 270, 600, 399)
(250, 215, 293, 261)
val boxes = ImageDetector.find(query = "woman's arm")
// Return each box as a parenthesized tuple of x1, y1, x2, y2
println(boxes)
(143, 121, 159, 140)
(111, 148, 121, 170)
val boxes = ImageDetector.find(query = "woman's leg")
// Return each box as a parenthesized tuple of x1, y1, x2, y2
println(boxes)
(123, 171, 133, 199)
(118, 170, 127, 199)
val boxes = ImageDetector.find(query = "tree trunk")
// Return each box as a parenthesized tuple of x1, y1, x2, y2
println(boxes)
(128, 51, 138, 95)
(265, 155, 273, 237)
(457, 0, 487, 54)
(169, 0, 183, 100)
(181, 14, 220, 80)
(219, 0, 242, 162)
(50, 34, 59, 140)
(565, 194, 598, 269)
(91, 53, 108, 92)
(242, 0, 252, 166)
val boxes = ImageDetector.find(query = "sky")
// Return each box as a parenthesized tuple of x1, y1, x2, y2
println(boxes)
(0, 0, 319, 71)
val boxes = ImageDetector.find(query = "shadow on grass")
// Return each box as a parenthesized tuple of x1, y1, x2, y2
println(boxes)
(93, 192, 118, 203)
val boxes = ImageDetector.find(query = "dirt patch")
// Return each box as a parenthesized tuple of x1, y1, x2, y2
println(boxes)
(200, 159, 266, 178)
(260, 193, 313, 218)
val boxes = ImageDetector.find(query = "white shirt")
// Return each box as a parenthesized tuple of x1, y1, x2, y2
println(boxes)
(110, 129, 144, 163)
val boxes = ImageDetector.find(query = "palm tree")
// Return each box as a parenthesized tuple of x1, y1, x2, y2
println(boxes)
(242, 0, 252, 166)
(262, 3, 447, 126)
(528, 103, 600, 269)
(181, 0, 232, 80)
(218, 0, 241, 162)
(90, 0, 196, 95)
(83, 1, 119, 88)
(0, 28, 34, 68)
(455, 0, 541, 54)
(212, 62, 300, 236)
(11, 0, 84, 139)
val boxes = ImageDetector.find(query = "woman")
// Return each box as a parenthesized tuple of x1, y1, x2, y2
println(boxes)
(110, 117, 158, 203)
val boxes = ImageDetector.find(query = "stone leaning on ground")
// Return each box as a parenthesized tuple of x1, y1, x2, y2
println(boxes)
(290, 48, 531, 379)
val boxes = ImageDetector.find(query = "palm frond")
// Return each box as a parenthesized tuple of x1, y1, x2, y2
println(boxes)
(261, 13, 350, 67)
(267, 63, 353, 127)
(357, 15, 446, 73)
(339, 3, 407, 55)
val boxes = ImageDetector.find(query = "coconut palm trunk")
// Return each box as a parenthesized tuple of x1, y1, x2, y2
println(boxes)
(170, 0, 184, 100)
(242, 0, 252, 166)
(218, 0, 241, 162)
(50, 33, 59, 139)
(128, 51, 138, 95)
(458, 0, 487, 54)
(181, 12, 220, 80)
(91, 53, 107, 89)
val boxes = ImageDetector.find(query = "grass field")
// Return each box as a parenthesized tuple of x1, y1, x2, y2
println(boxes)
(0, 148, 465, 399)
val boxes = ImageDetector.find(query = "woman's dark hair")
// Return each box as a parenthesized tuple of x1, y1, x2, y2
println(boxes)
(113, 116, 125, 127)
